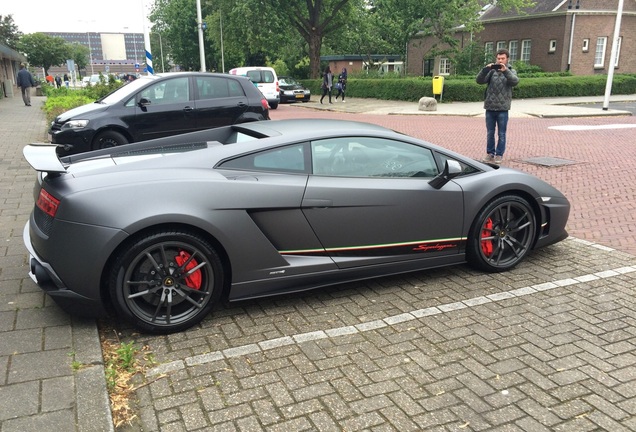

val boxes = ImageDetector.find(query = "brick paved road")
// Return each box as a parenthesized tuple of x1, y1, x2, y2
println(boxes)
(119, 103, 636, 431)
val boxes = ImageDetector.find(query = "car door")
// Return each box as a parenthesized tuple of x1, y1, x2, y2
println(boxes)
(302, 136, 465, 269)
(124, 76, 197, 141)
(193, 76, 249, 129)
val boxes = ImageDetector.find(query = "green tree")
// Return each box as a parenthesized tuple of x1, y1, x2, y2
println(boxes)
(18, 33, 69, 75)
(453, 41, 486, 75)
(268, 0, 357, 78)
(203, 0, 292, 72)
(371, 0, 535, 60)
(0, 14, 22, 49)
(150, 0, 212, 71)
(68, 42, 90, 79)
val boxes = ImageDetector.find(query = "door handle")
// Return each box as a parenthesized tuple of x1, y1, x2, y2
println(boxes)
(183, 106, 194, 112)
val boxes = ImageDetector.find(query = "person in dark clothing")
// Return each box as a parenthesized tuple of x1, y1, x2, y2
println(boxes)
(334, 67, 347, 102)
(476, 49, 519, 164)
(16, 64, 36, 106)
(320, 66, 333, 104)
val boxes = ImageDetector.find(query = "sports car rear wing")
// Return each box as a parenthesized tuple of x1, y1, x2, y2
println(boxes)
(23, 143, 67, 174)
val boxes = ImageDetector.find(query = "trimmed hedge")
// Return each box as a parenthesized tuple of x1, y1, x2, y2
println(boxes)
(302, 74, 636, 103)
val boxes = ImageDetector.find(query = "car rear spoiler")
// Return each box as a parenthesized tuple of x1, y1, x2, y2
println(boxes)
(23, 143, 67, 174)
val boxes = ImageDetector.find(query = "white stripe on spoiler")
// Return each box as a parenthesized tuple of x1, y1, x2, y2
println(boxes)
(23, 143, 67, 174)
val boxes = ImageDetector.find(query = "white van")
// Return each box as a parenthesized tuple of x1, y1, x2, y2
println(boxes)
(229, 67, 280, 109)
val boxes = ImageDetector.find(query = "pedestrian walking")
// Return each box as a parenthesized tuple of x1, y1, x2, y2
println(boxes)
(320, 66, 333, 104)
(63, 73, 70, 88)
(334, 67, 347, 102)
(476, 48, 519, 164)
(16, 63, 36, 106)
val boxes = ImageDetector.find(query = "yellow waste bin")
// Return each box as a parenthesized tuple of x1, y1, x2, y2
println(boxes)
(432, 76, 444, 100)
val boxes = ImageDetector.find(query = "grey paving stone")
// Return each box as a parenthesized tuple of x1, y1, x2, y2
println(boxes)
(0, 381, 40, 420)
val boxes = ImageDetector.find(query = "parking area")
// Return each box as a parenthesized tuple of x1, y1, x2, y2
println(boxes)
(1, 94, 635, 431)
(130, 237, 636, 431)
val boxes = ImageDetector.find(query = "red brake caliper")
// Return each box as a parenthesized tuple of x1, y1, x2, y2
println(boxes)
(174, 251, 202, 289)
(481, 218, 494, 257)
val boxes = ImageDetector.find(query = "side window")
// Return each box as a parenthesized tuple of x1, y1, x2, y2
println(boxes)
(312, 137, 438, 178)
(196, 76, 245, 99)
(139, 77, 189, 105)
(219, 143, 308, 173)
(436, 152, 479, 176)
(228, 80, 245, 97)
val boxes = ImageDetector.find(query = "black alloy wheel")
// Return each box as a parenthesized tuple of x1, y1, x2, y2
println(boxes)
(109, 230, 223, 334)
(467, 195, 536, 272)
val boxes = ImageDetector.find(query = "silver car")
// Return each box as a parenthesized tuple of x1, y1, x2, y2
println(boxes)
(23, 119, 570, 333)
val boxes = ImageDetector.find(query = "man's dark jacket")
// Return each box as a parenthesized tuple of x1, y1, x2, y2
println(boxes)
(476, 65, 519, 111)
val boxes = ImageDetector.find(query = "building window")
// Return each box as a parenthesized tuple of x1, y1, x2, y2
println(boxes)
(582, 38, 589, 52)
(508, 40, 518, 62)
(484, 42, 494, 61)
(594, 37, 607, 68)
(497, 41, 507, 51)
(549, 40, 557, 53)
(521, 39, 532, 63)
(439, 58, 451, 75)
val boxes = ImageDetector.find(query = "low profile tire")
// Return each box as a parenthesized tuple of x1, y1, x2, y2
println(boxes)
(92, 130, 128, 150)
(466, 195, 536, 272)
(109, 230, 223, 334)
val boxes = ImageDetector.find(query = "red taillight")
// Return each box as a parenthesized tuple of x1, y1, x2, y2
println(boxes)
(37, 189, 60, 217)
(261, 98, 270, 110)
(275, 80, 279, 92)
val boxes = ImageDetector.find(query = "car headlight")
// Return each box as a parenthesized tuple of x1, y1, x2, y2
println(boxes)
(61, 120, 89, 130)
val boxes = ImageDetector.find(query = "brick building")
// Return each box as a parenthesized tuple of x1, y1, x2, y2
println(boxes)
(407, 0, 635, 76)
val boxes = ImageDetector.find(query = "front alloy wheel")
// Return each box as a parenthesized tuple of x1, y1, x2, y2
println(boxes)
(467, 195, 536, 272)
(110, 231, 223, 334)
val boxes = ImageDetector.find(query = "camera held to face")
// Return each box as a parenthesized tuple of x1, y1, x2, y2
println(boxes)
(490, 64, 503, 70)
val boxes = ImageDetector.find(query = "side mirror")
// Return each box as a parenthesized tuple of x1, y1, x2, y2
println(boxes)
(138, 98, 151, 107)
(428, 159, 463, 189)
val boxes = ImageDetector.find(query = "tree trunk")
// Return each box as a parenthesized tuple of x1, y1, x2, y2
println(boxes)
(308, 33, 322, 79)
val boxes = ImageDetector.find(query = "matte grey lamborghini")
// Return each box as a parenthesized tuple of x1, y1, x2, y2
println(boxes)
(23, 119, 570, 333)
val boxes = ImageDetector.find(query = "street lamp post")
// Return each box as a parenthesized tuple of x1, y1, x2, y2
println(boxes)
(87, 33, 95, 75)
(159, 33, 165, 73)
(566, 0, 580, 72)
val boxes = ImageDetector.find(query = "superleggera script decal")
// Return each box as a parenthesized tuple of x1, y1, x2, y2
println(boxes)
(412, 243, 458, 252)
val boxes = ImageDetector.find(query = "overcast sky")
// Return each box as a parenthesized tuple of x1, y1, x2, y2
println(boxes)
(5, 0, 153, 34)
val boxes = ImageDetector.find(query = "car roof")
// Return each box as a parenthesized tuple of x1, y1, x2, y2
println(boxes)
(234, 119, 392, 138)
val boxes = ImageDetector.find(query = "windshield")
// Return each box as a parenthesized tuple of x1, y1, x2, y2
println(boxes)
(100, 76, 158, 104)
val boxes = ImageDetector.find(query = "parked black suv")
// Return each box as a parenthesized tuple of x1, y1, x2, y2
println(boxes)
(49, 72, 270, 155)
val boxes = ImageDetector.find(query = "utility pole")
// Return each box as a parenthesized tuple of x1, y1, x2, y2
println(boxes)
(602, 0, 624, 110)
(196, 0, 206, 72)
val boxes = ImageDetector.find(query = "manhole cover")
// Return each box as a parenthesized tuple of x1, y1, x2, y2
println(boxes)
(522, 157, 576, 167)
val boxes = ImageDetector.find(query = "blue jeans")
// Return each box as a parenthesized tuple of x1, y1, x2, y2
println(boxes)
(485, 110, 509, 156)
